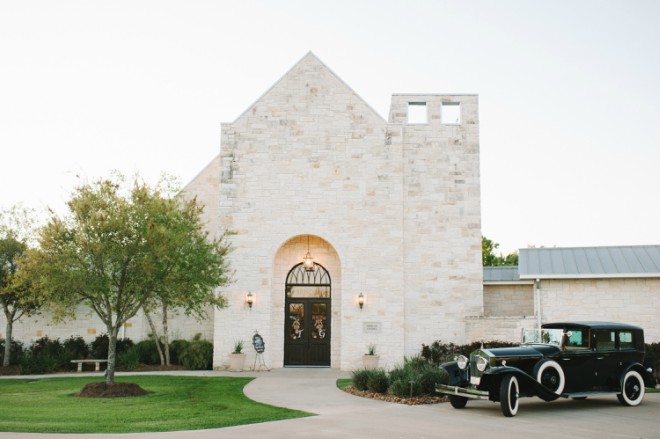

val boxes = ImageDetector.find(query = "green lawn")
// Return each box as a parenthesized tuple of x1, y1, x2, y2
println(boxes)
(336, 378, 352, 389)
(0, 376, 313, 433)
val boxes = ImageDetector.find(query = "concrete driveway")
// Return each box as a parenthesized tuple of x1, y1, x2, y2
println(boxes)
(1, 368, 659, 438)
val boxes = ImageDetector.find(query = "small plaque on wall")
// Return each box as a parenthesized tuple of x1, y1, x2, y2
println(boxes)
(363, 322, 382, 334)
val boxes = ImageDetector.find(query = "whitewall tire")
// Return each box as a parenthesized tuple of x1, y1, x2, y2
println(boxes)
(617, 370, 645, 407)
(535, 360, 565, 395)
(500, 375, 520, 417)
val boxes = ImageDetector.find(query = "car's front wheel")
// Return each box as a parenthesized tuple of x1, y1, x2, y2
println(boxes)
(449, 395, 468, 409)
(617, 370, 645, 406)
(499, 374, 520, 417)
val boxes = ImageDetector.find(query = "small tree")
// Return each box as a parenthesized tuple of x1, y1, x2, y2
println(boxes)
(29, 174, 231, 383)
(0, 206, 41, 367)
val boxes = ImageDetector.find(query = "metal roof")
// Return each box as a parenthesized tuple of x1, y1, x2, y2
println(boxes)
(519, 245, 660, 279)
(483, 266, 523, 283)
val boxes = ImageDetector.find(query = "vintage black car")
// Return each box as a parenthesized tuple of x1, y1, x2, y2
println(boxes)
(436, 322, 656, 417)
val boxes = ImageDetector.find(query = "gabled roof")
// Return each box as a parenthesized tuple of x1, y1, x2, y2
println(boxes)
(231, 51, 386, 124)
(518, 245, 660, 279)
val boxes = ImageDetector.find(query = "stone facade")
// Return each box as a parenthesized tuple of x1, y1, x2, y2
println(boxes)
(0, 306, 213, 346)
(199, 52, 482, 371)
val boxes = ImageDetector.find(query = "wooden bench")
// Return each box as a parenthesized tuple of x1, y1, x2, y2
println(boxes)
(71, 359, 108, 372)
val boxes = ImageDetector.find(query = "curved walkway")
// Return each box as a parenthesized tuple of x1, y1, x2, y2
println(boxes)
(2, 369, 660, 438)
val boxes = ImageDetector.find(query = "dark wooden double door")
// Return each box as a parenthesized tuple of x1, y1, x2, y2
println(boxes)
(284, 298, 331, 366)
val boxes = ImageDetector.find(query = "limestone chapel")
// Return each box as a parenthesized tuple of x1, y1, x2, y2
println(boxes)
(185, 52, 483, 371)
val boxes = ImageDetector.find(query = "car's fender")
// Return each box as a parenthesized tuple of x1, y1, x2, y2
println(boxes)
(440, 361, 468, 387)
(480, 366, 562, 402)
(620, 362, 656, 388)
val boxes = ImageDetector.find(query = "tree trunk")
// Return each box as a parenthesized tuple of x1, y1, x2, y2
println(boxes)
(144, 309, 165, 365)
(105, 326, 120, 384)
(2, 311, 13, 367)
(162, 303, 170, 366)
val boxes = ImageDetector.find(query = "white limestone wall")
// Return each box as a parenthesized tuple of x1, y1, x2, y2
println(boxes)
(484, 284, 534, 317)
(466, 316, 537, 343)
(538, 278, 660, 342)
(389, 95, 483, 354)
(183, 154, 222, 240)
(0, 305, 212, 347)
(213, 53, 406, 371)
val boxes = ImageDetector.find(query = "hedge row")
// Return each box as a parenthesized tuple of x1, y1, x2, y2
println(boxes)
(0, 333, 213, 374)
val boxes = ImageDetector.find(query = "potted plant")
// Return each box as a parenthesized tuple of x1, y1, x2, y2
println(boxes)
(363, 344, 380, 369)
(229, 340, 246, 371)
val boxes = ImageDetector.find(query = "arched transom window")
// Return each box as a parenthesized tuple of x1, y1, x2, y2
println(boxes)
(285, 263, 331, 298)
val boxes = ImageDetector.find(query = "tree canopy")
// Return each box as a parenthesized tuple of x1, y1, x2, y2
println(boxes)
(0, 205, 41, 367)
(482, 236, 519, 267)
(29, 175, 231, 383)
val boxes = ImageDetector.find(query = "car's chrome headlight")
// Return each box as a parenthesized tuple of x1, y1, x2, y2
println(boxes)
(456, 355, 468, 370)
(476, 356, 488, 372)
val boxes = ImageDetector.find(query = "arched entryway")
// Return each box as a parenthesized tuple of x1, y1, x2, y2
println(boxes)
(284, 262, 331, 366)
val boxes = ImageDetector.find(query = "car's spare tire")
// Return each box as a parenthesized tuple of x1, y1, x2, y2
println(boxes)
(534, 359, 565, 396)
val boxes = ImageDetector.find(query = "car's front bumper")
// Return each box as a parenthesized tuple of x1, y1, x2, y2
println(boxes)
(436, 383, 489, 400)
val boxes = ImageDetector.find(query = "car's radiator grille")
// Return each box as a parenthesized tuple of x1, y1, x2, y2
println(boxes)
(469, 355, 482, 379)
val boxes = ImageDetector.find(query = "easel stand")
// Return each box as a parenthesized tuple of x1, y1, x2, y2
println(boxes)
(252, 353, 270, 372)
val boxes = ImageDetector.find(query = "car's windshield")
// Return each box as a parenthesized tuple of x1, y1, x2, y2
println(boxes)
(521, 328, 564, 346)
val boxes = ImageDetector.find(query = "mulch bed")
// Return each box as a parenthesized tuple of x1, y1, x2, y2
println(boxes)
(343, 386, 448, 405)
(75, 382, 149, 398)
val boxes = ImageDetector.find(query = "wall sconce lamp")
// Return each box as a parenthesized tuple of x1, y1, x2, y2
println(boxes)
(246, 291, 254, 309)
(358, 292, 365, 310)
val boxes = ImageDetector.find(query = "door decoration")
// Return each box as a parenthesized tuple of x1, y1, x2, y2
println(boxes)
(289, 303, 305, 340)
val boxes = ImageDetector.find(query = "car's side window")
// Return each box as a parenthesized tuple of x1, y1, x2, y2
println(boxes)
(595, 330, 616, 351)
(618, 331, 635, 350)
(564, 329, 589, 350)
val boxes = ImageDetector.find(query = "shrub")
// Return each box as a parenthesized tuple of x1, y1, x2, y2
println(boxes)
(19, 337, 68, 374)
(169, 339, 190, 365)
(388, 362, 418, 398)
(351, 368, 371, 391)
(89, 334, 134, 359)
(0, 338, 24, 366)
(117, 346, 140, 370)
(388, 377, 420, 398)
(388, 355, 447, 398)
(63, 336, 88, 360)
(89, 334, 109, 358)
(420, 341, 460, 366)
(134, 339, 162, 365)
(366, 369, 389, 393)
(416, 365, 448, 395)
(179, 334, 213, 370)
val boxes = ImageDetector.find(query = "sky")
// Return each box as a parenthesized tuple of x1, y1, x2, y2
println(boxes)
(1, 0, 659, 254)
